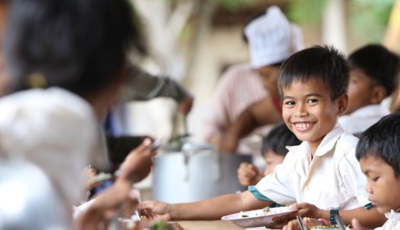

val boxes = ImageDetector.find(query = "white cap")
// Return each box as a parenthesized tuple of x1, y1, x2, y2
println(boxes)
(244, 6, 303, 69)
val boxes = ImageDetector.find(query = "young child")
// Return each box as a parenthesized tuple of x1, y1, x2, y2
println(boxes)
(339, 44, 400, 134)
(351, 113, 400, 230)
(138, 46, 386, 229)
(237, 122, 301, 186)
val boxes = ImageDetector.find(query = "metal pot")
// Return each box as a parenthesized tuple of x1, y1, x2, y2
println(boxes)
(152, 143, 252, 203)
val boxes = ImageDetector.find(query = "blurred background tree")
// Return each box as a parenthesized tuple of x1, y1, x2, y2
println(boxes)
(285, 0, 395, 44)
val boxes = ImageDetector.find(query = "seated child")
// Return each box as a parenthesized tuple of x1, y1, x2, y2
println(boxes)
(237, 122, 301, 186)
(352, 113, 400, 230)
(339, 44, 400, 134)
(138, 46, 387, 229)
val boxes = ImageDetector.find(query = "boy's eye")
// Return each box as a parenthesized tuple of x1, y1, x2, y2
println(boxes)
(372, 177, 379, 182)
(307, 99, 318, 104)
(284, 100, 295, 106)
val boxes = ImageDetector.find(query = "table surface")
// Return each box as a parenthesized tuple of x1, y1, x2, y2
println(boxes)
(177, 220, 244, 230)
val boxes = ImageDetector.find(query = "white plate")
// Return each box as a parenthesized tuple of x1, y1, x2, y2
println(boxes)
(221, 207, 297, 228)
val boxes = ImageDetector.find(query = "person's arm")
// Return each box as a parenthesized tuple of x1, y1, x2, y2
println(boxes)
(120, 65, 193, 114)
(289, 203, 386, 229)
(219, 96, 281, 153)
(139, 190, 272, 221)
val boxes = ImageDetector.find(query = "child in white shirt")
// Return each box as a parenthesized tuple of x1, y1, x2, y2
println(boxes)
(352, 113, 400, 230)
(339, 44, 399, 134)
(138, 46, 387, 229)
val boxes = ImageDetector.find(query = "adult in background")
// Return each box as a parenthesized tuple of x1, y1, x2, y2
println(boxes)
(204, 6, 303, 154)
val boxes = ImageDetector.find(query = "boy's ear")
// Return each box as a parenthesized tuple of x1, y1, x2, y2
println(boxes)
(371, 85, 387, 104)
(337, 94, 349, 115)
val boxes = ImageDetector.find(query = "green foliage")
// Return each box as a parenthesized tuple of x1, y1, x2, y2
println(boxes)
(349, 0, 395, 43)
(218, 0, 248, 11)
(286, 0, 328, 24)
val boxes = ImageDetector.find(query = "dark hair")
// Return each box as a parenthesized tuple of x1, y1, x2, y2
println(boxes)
(278, 45, 349, 100)
(356, 112, 400, 177)
(262, 122, 301, 156)
(5, 0, 147, 96)
(348, 44, 400, 96)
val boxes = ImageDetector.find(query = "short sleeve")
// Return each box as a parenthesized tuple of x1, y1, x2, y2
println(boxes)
(254, 151, 297, 205)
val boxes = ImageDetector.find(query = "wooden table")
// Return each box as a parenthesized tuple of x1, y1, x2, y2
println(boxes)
(177, 220, 244, 230)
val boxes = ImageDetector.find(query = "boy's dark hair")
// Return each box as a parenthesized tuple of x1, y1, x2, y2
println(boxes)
(278, 45, 349, 100)
(348, 44, 400, 96)
(5, 0, 147, 96)
(262, 122, 301, 156)
(356, 112, 400, 177)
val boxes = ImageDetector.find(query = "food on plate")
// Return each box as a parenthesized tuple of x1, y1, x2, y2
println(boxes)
(239, 207, 273, 218)
(221, 206, 297, 228)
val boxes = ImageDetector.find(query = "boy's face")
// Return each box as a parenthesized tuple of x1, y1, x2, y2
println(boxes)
(255, 65, 280, 99)
(0, 2, 9, 95)
(360, 155, 400, 214)
(281, 79, 347, 153)
(262, 150, 285, 176)
(345, 69, 383, 115)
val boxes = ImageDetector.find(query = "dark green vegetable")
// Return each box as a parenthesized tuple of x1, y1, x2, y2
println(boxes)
(149, 220, 174, 230)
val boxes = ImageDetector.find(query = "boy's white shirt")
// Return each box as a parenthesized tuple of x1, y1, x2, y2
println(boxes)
(0, 87, 108, 207)
(375, 210, 400, 230)
(339, 104, 390, 134)
(255, 123, 369, 210)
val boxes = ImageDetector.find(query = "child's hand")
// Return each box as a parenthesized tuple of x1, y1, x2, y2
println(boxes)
(289, 203, 323, 219)
(84, 166, 99, 191)
(137, 200, 173, 221)
(283, 219, 301, 230)
(237, 162, 261, 186)
(282, 217, 323, 230)
(118, 138, 156, 183)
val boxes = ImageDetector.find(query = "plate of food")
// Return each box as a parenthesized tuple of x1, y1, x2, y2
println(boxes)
(221, 206, 297, 228)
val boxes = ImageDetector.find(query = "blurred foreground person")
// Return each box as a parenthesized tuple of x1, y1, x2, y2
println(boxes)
(0, 0, 156, 228)
(0, 159, 69, 230)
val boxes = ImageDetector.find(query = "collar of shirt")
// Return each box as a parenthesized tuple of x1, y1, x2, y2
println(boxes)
(286, 122, 344, 158)
(345, 104, 390, 119)
(385, 209, 400, 220)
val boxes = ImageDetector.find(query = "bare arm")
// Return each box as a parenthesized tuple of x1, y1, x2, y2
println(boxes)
(293, 203, 386, 229)
(120, 65, 191, 104)
(139, 191, 272, 221)
(219, 96, 281, 153)
(320, 207, 386, 229)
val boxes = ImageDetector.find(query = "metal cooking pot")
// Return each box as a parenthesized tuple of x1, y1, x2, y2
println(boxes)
(152, 143, 252, 203)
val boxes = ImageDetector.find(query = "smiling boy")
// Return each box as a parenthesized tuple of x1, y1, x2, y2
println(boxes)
(352, 113, 400, 230)
(138, 46, 386, 229)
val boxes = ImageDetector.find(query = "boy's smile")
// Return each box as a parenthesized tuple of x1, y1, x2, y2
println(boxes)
(360, 156, 400, 214)
(281, 79, 347, 155)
